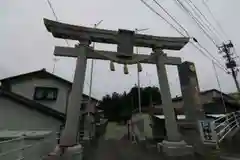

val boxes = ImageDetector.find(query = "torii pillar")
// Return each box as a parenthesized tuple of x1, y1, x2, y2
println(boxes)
(178, 61, 205, 122)
(43, 18, 193, 158)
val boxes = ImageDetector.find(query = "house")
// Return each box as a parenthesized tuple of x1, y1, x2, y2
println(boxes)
(130, 89, 240, 141)
(0, 68, 99, 138)
(154, 89, 240, 115)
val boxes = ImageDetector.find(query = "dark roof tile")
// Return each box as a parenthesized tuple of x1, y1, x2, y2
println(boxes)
(0, 68, 98, 101)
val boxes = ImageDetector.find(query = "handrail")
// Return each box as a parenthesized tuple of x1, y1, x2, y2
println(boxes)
(212, 112, 233, 123)
(218, 123, 238, 142)
(215, 115, 234, 130)
(212, 111, 240, 143)
(216, 120, 235, 136)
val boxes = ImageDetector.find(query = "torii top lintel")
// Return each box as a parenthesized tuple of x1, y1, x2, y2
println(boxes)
(44, 18, 189, 51)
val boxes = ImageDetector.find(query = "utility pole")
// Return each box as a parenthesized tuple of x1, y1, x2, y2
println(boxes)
(52, 57, 59, 74)
(146, 72, 153, 107)
(88, 20, 103, 106)
(135, 28, 149, 114)
(219, 41, 240, 93)
(212, 61, 227, 113)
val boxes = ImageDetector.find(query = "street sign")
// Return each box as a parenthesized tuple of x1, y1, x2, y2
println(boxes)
(198, 120, 217, 144)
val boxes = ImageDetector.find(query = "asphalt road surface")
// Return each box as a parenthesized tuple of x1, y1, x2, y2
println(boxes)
(83, 137, 163, 160)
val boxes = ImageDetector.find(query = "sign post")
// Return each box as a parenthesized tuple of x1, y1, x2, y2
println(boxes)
(198, 120, 218, 145)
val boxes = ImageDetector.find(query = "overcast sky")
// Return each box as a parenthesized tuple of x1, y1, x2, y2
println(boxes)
(1, 0, 240, 99)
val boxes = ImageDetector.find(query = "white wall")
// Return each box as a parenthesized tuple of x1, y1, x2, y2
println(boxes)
(10, 78, 69, 114)
(0, 134, 57, 160)
(9, 77, 97, 114)
(131, 113, 152, 139)
(0, 96, 61, 131)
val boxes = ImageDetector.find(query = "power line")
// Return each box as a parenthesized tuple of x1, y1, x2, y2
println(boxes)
(153, 0, 226, 70)
(46, 0, 58, 21)
(174, 0, 230, 73)
(194, 40, 226, 70)
(139, 0, 187, 37)
(140, 0, 227, 73)
(187, 0, 222, 39)
(174, 0, 219, 47)
(201, 0, 229, 40)
(152, 0, 190, 37)
(212, 60, 227, 113)
(186, 0, 223, 42)
(174, 0, 217, 46)
(191, 40, 228, 73)
(45, 0, 100, 98)
(46, 0, 69, 46)
(153, 0, 226, 69)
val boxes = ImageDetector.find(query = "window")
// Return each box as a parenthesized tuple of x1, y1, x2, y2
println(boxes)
(34, 87, 58, 101)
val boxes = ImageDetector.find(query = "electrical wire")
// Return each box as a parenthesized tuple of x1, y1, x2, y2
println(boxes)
(46, 0, 69, 46)
(139, 0, 228, 73)
(174, 0, 219, 47)
(46, 0, 58, 21)
(173, 0, 228, 72)
(186, 0, 223, 42)
(153, 0, 226, 69)
(175, 0, 217, 45)
(212, 60, 227, 113)
(200, 1, 239, 68)
(202, 0, 229, 40)
(45, 0, 99, 99)
(139, 0, 187, 37)
(153, 0, 226, 70)
(191, 41, 228, 73)
(152, 0, 190, 37)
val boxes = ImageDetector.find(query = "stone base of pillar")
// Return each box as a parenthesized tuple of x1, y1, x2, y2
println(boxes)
(43, 144, 83, 160)
(158, 140, 193, 157)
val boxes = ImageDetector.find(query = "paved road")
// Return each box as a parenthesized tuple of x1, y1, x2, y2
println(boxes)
(83, 121, 162, 160)
(83, 137, 163, 160)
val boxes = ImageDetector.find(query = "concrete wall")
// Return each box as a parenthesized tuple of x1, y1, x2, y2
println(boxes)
(0, 96, 61, 130)
(10, 78, 69, 114)
(0, 96, 61, 160)
(131, 113, 153, 139)
(0, 134, 57, 160)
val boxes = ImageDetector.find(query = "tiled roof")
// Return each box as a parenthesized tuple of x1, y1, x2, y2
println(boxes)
(0, 68, 99, 101)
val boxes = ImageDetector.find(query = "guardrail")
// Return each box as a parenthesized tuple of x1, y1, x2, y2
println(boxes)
(213, 111, 240, 143)
(0, 131, 58, 160)
(199, 111, 240, 145)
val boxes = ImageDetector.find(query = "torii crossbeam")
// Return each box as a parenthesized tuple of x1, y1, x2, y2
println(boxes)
(44, 18, 188, 50)
(43, 18, 192, 158)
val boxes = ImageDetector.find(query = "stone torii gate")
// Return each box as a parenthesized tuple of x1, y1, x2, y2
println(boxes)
(43, 18, 197, 157)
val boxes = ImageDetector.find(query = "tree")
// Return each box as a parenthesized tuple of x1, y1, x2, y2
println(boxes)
(99, 86, 162, 122)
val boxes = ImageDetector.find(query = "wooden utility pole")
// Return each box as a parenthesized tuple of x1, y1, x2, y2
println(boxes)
(219, 41, 240, 93)
(52, 57, 59, 74)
